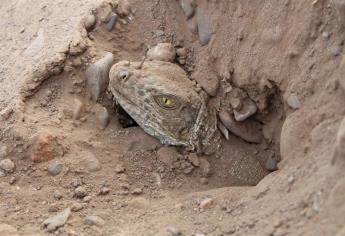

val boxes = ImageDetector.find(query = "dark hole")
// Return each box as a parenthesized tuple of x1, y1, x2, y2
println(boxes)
(116, 104, 138, 128)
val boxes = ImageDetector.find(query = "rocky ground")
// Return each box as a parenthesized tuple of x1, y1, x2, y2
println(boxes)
(1, 0, 345, 235)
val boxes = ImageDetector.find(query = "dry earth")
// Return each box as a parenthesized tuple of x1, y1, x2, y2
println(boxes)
(1, 0, 345, 235)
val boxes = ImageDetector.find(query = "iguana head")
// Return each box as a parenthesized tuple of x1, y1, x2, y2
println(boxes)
(109, 60, 218, 153)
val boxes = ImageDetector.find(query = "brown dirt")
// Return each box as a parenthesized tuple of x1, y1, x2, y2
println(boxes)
(1, 0, 345, 235)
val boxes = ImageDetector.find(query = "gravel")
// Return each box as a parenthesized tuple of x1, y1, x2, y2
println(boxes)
(84, 215, 105, 226)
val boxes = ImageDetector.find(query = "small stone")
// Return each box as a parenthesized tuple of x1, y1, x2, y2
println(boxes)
(166, 226, 182, 236)
(84, 215, 105, 226)
(86, 52, 114, 101)
(83, 196, 92, 202)
(230, 97, 242, 111)
(0, 145, 8, 158)
(180, 0, 195, 19)
(199, 158, 211, 177)
(79, 151, 101, 172)
(147, 43, 176, 62)
(286, 94, 301, 109)
(199, 177, 208, 185)
(199, 198, 214, 209)
(196, 6, 213, 45)
(83, 14, 96, 30)
(176, 47, 188, 58)
(188, 153, 199, 167)
(233, 98, 258, 122)
(30, 133, 64, 163)
(43, 208, 71, 232)
(117, 0, 132, 17)
(0, 159, 15, 173)
(9, 176, 17, 184)
(71, 203, 83, 212)
(115, 164, 126, 173)
(48, 163, 63, 176)
(219, 110, 263, 143)
(98, 107, 110, 129)
(131, 187, 143, 195)
(72, 98, 84, 120)
(74, 186, 87, 198)
(265, 157, 278, 171)
(53, 190, 63, 200)
(99, 187, 110, 195)
(0, 169, 6, 177)
(106, 13, 118, 31)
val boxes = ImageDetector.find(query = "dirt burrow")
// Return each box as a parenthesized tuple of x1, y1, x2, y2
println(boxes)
(1, 0, 345, 235)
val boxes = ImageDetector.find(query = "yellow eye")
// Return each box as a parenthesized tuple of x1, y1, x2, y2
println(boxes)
(162, 97, 172, 106)
(153, 95, 180, 109)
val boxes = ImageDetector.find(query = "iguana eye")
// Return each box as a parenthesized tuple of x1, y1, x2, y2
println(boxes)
(153, 95, 180, 109)
(117, 70, 130, 81)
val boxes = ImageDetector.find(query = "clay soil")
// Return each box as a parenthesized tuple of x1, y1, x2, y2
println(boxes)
(1, 0, 345, 235)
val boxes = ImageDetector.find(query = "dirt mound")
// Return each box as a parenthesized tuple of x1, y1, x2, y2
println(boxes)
(1, 0, 345, 235)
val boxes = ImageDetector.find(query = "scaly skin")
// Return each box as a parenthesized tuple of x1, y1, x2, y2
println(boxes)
(109, 60, 219, 153)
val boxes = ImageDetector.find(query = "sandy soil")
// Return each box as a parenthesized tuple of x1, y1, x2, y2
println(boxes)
(1, 0, 345, 235)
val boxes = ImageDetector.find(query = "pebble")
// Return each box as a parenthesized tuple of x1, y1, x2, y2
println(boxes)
(43, 208, 71, 232)
(230, 97, 242, 111)
(286, 93, 301, 109)
(9, 176, 17, 184)
(84, 215, 105, 226)
(233, 98, 258, 122)
(24, 28, 45, 57)
(86, 52, 114, 101)
(199, 177, 209, 185)
(179, 0, 195, 19)
(334, 0, 345, 28)
(0, 159, 15, 173)
(48, 163, 63, 176)
(71, 203, 83, 212)
(99, 187, 110, 195)
(53, 190, 63, 200)
(131, 187, 143, 195)
(339, 55, 345, 91)
(218, 121, 230, 140)
(106, 13, 118, 31)
(0, 169, 6, 177)
(219, 110, 263, 143)
(117, 0, 132, 17)
(166, 226, 182, 236)
(0, 145, 8, 158)
(98, 106, 110, 129)
(199, 197, 214, 209)
(188, 153, 200, 167)
(83, 196, 92, 202)
(115, 164, 126, 173)
(196, 6, 213, 45)
(147, 43, 176, 62)
(83, 14, 96, 30)
(265, 157, 278, 171)
(80, 151, 102, 172)
(74, 186, 87, 198)
(72, 98, 84, 120)
(199, 158, 212, 177)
